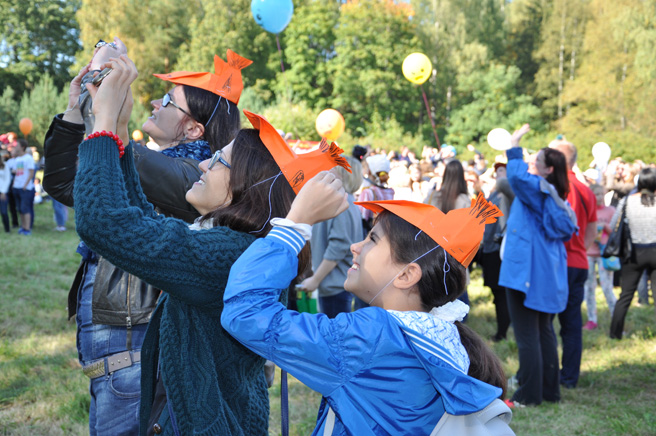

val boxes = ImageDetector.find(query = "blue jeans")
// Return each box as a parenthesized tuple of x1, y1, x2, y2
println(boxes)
(0, 196, 9, 232)
(77, 261, 147, 436)
(556, 266, 587, 387)
(319, 291, 353, 318)
(52, 199, 68, 227)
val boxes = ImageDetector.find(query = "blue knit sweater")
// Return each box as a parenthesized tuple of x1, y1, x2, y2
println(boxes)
(74, 137, 268, 436)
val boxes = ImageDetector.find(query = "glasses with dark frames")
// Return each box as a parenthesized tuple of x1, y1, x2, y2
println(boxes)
(208, 149, 231, 170)
(95, 40, 118, 49)
(162, 93, 194, 119)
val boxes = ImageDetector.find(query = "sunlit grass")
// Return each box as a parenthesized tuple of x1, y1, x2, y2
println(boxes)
(2, 206, 655, 435)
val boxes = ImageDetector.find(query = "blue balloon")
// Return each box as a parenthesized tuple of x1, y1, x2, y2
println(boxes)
(251, 0, 294, 34)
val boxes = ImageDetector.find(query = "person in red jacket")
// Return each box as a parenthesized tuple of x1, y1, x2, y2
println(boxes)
(552, 140, 597, 389)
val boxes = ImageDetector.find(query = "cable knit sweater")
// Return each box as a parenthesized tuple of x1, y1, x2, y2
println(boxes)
(74, 137, 268, 436)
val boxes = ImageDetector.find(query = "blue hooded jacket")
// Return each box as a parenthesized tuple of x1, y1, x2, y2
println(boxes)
(223, 227, 502, 435)
(498, 147, 576, 313)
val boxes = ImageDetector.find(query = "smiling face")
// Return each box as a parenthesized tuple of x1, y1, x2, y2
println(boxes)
(344, 223, 405, 306)
(185, 142, 233, 215)
(142, 85, 188, 147)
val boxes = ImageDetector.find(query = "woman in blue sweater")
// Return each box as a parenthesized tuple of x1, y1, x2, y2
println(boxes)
(72, 55, 324, 435)
(223, 185, 512, 434)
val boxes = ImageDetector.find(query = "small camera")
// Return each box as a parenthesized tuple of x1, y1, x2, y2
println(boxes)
(92, 68, 113, 86)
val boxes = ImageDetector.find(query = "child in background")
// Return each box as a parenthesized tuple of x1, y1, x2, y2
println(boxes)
(223, 185, 511, 435)
(583, 184, 617, 329)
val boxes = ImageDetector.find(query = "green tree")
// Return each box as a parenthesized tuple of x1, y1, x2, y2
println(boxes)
(446, 64, 543, 146)
(276, 0, 340, 110)
(0, 0, 81, 96)
(16, 75, 67, 149)
(330, 0, 422, 137)
(0, 87, 20, 133)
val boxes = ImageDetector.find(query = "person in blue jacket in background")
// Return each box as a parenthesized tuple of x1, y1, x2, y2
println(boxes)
(498, 124, 577, 406)
(223, 174, 510, 436)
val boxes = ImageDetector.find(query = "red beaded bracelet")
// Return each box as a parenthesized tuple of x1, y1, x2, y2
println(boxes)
(86, 130, 125, 158)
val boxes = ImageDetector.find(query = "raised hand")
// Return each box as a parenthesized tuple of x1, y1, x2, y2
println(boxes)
(510, 124, 530, 148)
(62, 64, 91, 123)
(86, 55, 138, 135)
(286, 171, 348, 225)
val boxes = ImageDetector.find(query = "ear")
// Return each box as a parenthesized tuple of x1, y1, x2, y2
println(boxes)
(393, 262, 422, 291)
(545, 166, 554, 176)
(183, 119, 205, 141)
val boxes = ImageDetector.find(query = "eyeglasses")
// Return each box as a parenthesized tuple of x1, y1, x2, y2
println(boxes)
(95, 40, 118, 49)
(208, 149, 231, 170)
(162, 93, 194, 118)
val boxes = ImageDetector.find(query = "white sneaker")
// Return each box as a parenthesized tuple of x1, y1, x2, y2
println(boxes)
(55, 226, 66, 232)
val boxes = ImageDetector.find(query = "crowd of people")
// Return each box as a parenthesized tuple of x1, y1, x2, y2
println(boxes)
(4, 33, 653, 435)
(1, 132, 70, 234)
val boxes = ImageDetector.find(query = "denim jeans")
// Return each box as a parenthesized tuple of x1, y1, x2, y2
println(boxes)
(0, 196, 9, 232)
(556, 266, 588, 387)
(52, 199, 68, 227)
(77, 261, 148, 436)
(319, 291, 353, 318)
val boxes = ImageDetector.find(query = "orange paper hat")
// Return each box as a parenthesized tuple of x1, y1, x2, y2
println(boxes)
(356, 193, 502, 268)
(153, 50, 252, 104)
(244, 110, 351, 194)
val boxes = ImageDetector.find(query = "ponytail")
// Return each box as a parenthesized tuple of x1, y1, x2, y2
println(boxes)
(456, 321, 507, 399)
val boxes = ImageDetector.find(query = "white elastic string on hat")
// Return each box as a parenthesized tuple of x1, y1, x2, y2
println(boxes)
(249, 172, 281, 189)
(249, 171, 283, 234)
(205, 96, 227, 127)
(368, 244, 440, 305)
(442, 248, 451, 295)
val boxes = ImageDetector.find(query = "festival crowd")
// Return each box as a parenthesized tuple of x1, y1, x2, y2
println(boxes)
(3, 36, 655, 436)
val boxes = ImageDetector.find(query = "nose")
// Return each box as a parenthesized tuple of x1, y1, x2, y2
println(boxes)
(151, 98, 162, 109)
(199, 158, 210, 173)
(350, 240, 364, 257)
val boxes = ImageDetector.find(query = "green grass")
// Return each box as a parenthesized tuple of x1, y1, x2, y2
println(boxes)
(2, 206, 655, 435)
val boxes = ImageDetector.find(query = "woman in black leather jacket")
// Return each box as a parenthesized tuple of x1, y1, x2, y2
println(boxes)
(42, 38, 251, 436)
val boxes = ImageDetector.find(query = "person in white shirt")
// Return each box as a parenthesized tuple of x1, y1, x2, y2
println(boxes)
(10, 139, 36, 235)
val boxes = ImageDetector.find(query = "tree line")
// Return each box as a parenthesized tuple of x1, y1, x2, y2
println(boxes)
(1, 0, 655, 164)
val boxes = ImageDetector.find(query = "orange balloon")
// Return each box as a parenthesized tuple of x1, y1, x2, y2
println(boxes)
(132, 130, 144, 141)
(19, 118, 33, 136)
(315, 109, 345, 141)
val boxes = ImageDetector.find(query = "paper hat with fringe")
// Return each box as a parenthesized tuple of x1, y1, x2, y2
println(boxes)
(153, 50, 252, 104)
(356, 193, 502, 268)
(244, 110, 351, 194)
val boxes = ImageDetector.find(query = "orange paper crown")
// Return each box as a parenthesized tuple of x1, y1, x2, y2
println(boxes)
(355, 193, 502, 268)
(153, 50, 252, 104)
(244, 110, 351, 194)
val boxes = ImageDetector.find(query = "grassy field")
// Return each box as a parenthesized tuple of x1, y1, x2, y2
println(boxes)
(1, 205, 655, 435)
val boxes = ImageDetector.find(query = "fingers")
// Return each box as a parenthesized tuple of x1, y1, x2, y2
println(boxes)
(84, 82, 98, 100)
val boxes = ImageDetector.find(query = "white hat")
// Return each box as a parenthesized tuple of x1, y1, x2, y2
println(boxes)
(366, 154, 391, 174)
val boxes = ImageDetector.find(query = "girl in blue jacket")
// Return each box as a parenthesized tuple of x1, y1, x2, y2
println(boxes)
(223, 177, 509, 436)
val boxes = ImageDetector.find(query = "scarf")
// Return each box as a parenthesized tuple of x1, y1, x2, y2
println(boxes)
(161, 139, 212, 162)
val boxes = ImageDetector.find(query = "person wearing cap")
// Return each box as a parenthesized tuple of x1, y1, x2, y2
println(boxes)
(223, 188, 512, 434)
(72, 54, 349, 436)
(42, 40, 251, 435)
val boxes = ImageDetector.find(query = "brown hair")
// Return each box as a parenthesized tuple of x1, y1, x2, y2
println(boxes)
(439, 160, 468, 213)
(182, 85, 241, 152)
(377, 211, 507, 398)
(201, 128, 309, 275)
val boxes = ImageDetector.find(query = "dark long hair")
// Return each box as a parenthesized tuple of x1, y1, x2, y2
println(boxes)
(377, 212, 507, 398)
(439, 160, 468, 213)
(637, 167, 656, 206)
(541, 148, 570, 200)
(182, 85, 241, 152)
(200, 129, 309, 274)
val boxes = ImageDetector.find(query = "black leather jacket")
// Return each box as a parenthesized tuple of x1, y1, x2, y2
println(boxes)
(43, 114, 203, 325)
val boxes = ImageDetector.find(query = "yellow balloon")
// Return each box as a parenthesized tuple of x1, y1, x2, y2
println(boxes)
(402, 53, 432, 85)
(315, 109, 345, 141)
(132, 130, 143, 141)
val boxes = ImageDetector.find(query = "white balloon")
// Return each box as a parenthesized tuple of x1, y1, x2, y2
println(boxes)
(487, 128, 512, 151)
(592, 142, 611, 164)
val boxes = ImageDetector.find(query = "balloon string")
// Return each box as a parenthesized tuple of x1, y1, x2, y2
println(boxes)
(276, 35, 285, 73)
(421, 85, 441, 148)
